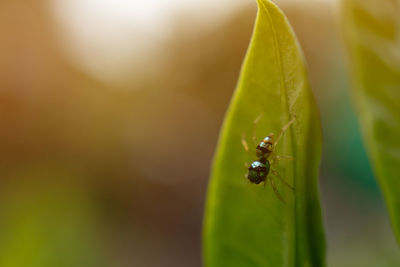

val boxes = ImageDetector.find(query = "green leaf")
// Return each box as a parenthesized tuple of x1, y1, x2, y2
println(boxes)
(203, 1, 325, 266)
(342, 0, 400, 244)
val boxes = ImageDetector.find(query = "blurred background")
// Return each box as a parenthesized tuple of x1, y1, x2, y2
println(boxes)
(0, 0, 399, 266)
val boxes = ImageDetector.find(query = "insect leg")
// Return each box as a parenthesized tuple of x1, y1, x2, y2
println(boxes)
(271, 169, 294, 190)
(274, 115, 296, 149)
(241, 134, 254, 160)
(252, 112, 264, 146)
(276, 155, 294, 160)
(241, 133, 249, 152)
(271, 155, 294, 166)
(243, 173, 249, 184)
(270, 179, 286, 204)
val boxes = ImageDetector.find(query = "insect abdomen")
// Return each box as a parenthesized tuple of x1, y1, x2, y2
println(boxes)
(247, 160, 270, 184)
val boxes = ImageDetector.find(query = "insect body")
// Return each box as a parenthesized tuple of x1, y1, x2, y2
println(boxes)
(247, 136, 274, 184)
(256, 136, 273, 159)
(242, 114, 296, 203)
(248, 160, 270, 184)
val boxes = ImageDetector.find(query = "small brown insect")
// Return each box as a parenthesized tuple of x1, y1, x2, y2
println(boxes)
(242, 113, 296, 203)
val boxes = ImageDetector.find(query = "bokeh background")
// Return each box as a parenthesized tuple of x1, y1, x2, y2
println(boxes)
(0, 0, 399, 266)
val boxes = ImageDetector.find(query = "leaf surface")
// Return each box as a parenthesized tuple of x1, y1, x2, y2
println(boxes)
(203, 1, 325, 266)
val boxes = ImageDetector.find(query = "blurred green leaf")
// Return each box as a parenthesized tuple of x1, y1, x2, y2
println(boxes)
(0, 168, 106, 267)
(342, 0, 400, 244)
(203, 0, 325, 266)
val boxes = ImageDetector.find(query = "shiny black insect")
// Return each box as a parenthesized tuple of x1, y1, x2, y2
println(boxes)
(242, 114, 295, 203)
(247, 136, 273, 184)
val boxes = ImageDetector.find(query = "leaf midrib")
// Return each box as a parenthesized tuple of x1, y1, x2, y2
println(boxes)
(260, 1, 298, 266)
